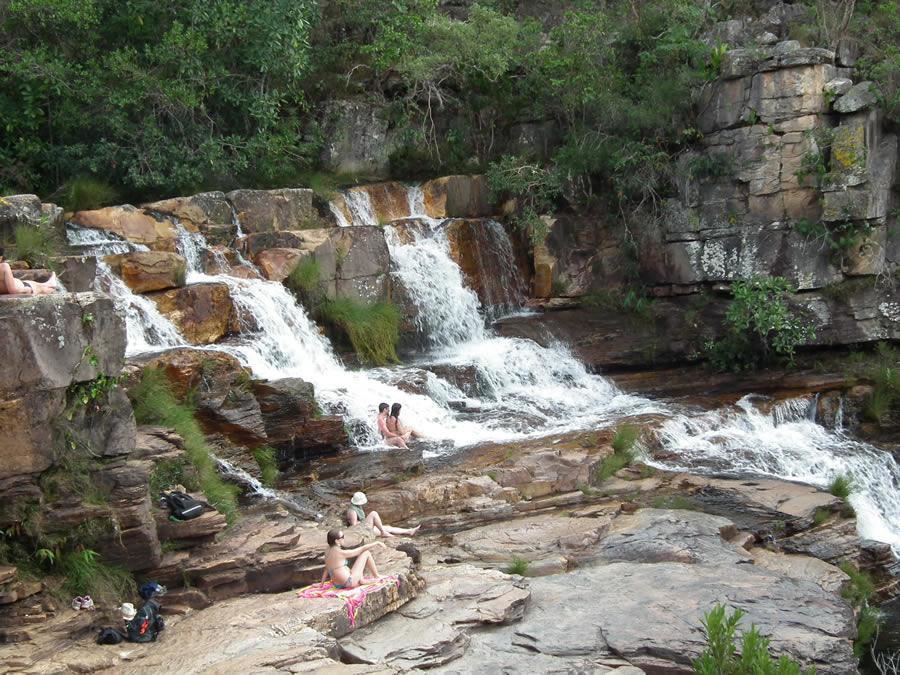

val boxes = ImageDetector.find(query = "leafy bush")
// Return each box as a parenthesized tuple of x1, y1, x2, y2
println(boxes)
(252, 446, 279, 487)
(486, 156, 562, 243)
(828, 474, 855, 500)
(320, 298, 401, 365)
(130, 368, 239, 523)
(707, 277, 816, 372)
(60, 548, 134, 606)
(693, 604, 816, 674)
(505, 557, 529, 576)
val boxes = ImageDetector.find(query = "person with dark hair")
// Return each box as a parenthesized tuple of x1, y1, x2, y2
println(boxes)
(321, 528, 386, 589)
(376, 401, 408, 449)
(346, 491, 419, 537)
(0, 248, 60, 295)
(387, 402, 424, 443)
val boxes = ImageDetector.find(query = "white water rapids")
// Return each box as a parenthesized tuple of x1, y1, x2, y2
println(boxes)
(66, 185, 900, 553)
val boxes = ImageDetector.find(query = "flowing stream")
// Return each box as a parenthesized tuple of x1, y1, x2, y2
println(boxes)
(68, 185, 900, 553)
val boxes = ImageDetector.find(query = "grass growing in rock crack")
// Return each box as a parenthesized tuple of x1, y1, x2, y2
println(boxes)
(828, 474, 855, 500)
(842, 343, 898, 424)
(286, 257, 321, 295)
(252, 446, 279, 487)
(812, 507, 831, 526)
(13, 224, 61, 269)
(321, 298, 401, 366)
(505, 557, 529, 576)
(839, 562, 881, 658)
(60, 549, 133, 605)
(130, 368, 239, 523)
(596, 425, 640, 482)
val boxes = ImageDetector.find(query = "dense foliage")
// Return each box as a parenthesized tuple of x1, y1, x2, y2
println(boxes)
(1, 0, 897, 206)
(708, 277, 816, 372)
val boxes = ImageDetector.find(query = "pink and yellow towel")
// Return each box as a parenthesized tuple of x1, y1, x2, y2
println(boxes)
(296, 575, 400, 628)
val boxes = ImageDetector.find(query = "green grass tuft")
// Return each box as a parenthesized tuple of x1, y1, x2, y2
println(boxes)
(286, 256, 321, 295)
(839, 562, 874, 607)
(59, 549, 134, 607)
(130, 368, 239, 523)
(13, 224, 61, 269)
(505, 557, 529, 576)
(252, 446, 279, 487)
(812, 507, 831, 526)
(321, 297, 401, 366)
(595, 424, 641, 482)
(611, 425, 639, 453)
(150, 457, 199, 496)
(60, 177, 118, 212)
(828, 474, 855, 500)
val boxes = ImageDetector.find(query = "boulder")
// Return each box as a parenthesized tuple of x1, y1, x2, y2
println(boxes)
(422, 176, 493, 218)
(330, 226, 391, 302)
(0, 194, 42, 237)
(0, 390, 65, 480)
(824, 78, 853, 98)
(70, 205, 179, 250)
(833, 81, 878, 113)
(749, 548, 848, 594)
(143, 191, 234, 240)
(0, 292, 125, 393)
(253, 379, 349, 458)
(137, 349, 265, 446)
(108, 251, 187, 293)
(54, 255, 98, 292)
(226, 188, 317, 234)
(329, 182, 412, 226)
(146, 283, 239, 345)
(254, 248, 305, 282)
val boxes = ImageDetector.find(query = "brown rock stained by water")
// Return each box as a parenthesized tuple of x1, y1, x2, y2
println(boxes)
(146, 282, 240, 345)
(422, 175, 493, 218)
(71, 205, 181, 250)
(106, 251, 187, 293)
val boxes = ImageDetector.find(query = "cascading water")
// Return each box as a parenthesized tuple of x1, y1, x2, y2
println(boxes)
(91, 184, 900, 554)
(650, 395, 900, 552)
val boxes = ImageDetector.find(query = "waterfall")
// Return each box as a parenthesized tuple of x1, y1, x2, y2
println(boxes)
(66, 224, 147, 256)
(651, 395, 900, 552)
(215, 456, 322, 520)
(174, 222, 207, 275)
(94, 261, 185, 356)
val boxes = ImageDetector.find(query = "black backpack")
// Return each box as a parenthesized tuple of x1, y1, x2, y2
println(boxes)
(160, 491, 206, 520)
(125, 600, 164, 643)
(97, 627, 125, 645)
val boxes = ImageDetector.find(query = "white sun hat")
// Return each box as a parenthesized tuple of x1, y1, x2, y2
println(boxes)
(121, 602, 137, 621)
(350, 492, 368, 506)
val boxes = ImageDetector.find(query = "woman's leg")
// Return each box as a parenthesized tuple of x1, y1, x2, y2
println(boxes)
(348, 551, 379, 586)
(365, 510, 389, 537)
(386, 436, 409, 449)
(382, 524, 420, 536)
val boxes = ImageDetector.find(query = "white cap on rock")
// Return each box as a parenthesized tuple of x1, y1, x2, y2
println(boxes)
(351, 492, 367, 506)
(121, 602, 136, 621)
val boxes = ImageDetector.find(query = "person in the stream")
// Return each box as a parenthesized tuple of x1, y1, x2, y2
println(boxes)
(345, 491, 420, 538)
(0, 248, 59, 295)
(377, 401, 408, 449)
(387, 402, 425, 443)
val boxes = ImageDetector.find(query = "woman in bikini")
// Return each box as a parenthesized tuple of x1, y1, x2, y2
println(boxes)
(387, 403, 424, 443)
(0, 248, 59, 295)
(346, 491, 420, 538)
(377, 402, 408, 449)
(321, 529, 386, 589)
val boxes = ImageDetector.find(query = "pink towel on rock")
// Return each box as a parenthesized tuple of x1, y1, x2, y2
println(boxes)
(296, 575, 400, 628)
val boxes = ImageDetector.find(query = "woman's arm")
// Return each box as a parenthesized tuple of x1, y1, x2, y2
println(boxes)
(321, 566, 328, 583)
(347, 509, 358, 526)
(378, 416, 399, 438)
(338, 541, 383, 558)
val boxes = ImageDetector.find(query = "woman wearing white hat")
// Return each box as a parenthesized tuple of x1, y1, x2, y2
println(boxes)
(346, 491, 420, 537)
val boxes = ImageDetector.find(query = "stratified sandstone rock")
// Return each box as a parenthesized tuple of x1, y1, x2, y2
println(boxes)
(54, 255, 98, 292)
(341, 565, 530, 669)
(144, 191, 235, 243)
(330, 182, 411, 225)
(138, 349, 266, 446)
(833, 81, 878, 113)
(0, 293, 125, 393)
(750, 548, 848, 594)
(254, 247, 306, 282)
(0, 390, 65, 480)
(71, 205, 180, 250)
(422, 176, 493, 218)
(226, 188, 317, 233)
(147, 282, 239, 344)
(107, 251, 187, 293)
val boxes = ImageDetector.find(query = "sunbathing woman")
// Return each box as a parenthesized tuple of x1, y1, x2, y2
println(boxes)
(387, 403, 425, 443)
(321, 529, 386, 589)
(0, 248, 59, 295)
(346, 491, 420, 538)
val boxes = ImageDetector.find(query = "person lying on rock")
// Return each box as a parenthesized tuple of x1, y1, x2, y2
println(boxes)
(377, 401, 409, 449)
(322, 528, 386, 589)
(387, 402, 425, 443)
(0, 248, 59, 295)
(346, 491, 420, 538)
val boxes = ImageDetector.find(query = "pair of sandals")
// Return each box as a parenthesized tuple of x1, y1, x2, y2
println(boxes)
(71, 595, 95, 610)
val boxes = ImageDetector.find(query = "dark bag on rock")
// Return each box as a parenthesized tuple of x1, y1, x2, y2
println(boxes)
(126, 600, 162, 643)
(139, 581, 167, 600)
(160, 491, 205, 520)
(97, 627, 125, 645)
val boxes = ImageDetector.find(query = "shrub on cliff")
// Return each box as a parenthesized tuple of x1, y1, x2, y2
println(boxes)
(693, 604, 815, 674)
(130, 368, 239, 523)
(320, 297, 401, 366)
(707, 277, 816, 372)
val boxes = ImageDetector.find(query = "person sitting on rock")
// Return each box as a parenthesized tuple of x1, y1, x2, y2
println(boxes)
(377, 401, 408, 449)
(387, 402, 424, 444)
(0, 248, 59, 295)
(322, 528, 386, 589)
(346, 491, 420, 538)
